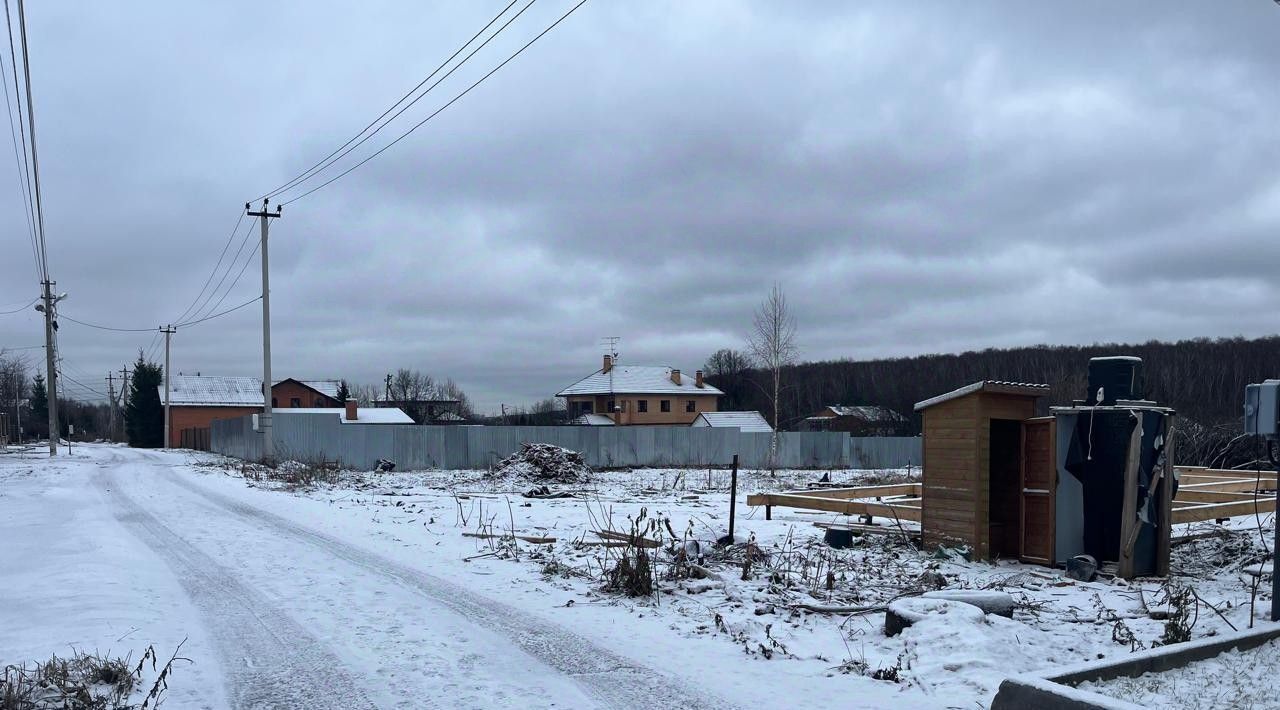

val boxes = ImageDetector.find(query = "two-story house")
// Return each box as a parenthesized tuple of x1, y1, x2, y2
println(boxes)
(557, 355, 722, 425)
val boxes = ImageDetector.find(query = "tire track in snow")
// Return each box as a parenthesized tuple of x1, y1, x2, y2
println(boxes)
(154, 459, 731, 709)
(95, 469, 379, 710)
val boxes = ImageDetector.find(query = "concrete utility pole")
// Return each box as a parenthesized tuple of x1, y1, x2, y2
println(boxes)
(37, 280, 62, 456)
(247, 199, 281, 464)
(160, 325, 175, 449)
(118, 366, 130, 441)
(106, 371, 116, 441)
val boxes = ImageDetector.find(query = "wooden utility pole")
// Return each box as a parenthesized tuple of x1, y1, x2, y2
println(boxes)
(118, 366, 130, 441)
(160, 325, 175, 449)
(247, 199, 281, 464)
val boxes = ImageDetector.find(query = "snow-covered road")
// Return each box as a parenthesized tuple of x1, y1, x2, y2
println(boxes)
(3, 446, 727, 709)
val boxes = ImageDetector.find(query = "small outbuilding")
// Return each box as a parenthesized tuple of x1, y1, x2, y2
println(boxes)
(914, 380, 1051, 560)
(691, 411, 773, 433)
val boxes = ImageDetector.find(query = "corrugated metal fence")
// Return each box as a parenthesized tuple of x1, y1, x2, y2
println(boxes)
(211, 413, 921, 470)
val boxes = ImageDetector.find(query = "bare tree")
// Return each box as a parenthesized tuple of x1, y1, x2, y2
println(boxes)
(747, 283, 798, 463)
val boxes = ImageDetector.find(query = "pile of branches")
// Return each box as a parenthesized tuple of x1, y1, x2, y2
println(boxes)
(493, 443, 592, 483)
(1, 643, 185, 710)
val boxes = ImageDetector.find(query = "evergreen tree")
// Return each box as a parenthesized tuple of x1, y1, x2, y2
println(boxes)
(335, 379, 350, 404)
(125, 352, 164, 448)
(29, 374, 47, 438)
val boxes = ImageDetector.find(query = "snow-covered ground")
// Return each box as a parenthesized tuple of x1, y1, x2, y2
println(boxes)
(2, 443, 1277, 709)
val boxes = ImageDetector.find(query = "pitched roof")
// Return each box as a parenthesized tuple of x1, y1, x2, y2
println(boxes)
(274, 407, 413, 424)
(692, 411, 773, 432)
(914, 380, 1050, 411)
(556, 365, 724, 397)
(287, 379, 341, 400)
(161, 375, 264, 407)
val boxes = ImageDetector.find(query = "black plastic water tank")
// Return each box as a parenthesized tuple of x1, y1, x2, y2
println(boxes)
(1087, 356, 1143, 405)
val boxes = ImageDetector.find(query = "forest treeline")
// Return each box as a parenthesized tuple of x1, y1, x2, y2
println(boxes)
(707, 336, 1280, 465)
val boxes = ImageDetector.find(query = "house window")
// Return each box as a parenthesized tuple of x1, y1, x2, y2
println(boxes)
(314, 398, 324, 407)
(271, 397, 278, 408)
(607, 399, 615, 413)
(290, 397, 301, 408)
(580, 401, 594, 415)
(637, 400, 648, 413)
(686, 400, 695, 412)
(660, 400, 671, 412)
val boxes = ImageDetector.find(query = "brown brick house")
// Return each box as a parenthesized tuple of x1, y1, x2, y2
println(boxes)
(159, 375, 345, 448)
(557, 355, 722, 425)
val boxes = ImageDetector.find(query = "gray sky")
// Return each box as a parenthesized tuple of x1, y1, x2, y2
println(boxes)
(3, 1, 1280, 413)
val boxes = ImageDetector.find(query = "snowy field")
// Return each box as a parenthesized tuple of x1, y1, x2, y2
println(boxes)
(2, 443, 1278, 709)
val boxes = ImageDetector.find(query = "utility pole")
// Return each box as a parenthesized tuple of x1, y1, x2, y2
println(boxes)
(106, 371, 116, 441)
(160, 325, 175, 449)
(385, 373, 393, 403)
(118, 366, 130, 441)
(247, 199, 281, 464)
(37, 281, 62, 455)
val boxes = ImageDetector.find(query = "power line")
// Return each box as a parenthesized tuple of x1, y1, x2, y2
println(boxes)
(175, 294, 261, 328)
(188, 217, 257, 323)
(257, 0, 523, 203)
(170, 211, 246, 325)
(0, 295, 36, 314)
(2, 0, 37, 280)
(15, 0, 47, 281)
(280, 0, 590, 206)
(58, 314, 155, 333)
(191, 238, 259, 324)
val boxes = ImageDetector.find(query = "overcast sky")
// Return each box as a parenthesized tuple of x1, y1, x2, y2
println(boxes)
(3, 1, 1280, 413)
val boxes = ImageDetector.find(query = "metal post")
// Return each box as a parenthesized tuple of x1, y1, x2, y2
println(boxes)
(728, 453, 739, 541)
(247, 199, 281, 464)
(41, 280, 57, 455)
(161, 326, 174, 448)
(1273, 459, 1280, 622)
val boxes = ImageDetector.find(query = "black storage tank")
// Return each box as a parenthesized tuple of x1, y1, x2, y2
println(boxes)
(1087, 356, 1143, 405)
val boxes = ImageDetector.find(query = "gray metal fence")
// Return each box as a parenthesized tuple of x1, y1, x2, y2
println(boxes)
(211, 412, 920, 470)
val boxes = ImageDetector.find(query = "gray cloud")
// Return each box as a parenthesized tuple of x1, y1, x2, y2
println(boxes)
(4, 1, 1280, 410)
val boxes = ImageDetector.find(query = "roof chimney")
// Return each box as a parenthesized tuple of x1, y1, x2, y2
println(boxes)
(695, 370, 704, 388)
(671, 369, 681, 385)
(602, 354, 613, 374)
(345, 398, 357, 421)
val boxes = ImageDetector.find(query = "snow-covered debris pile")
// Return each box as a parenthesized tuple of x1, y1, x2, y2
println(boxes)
(493, 443, 592, 482)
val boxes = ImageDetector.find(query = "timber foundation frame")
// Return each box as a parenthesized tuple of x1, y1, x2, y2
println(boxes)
(747, 483, 922, 523)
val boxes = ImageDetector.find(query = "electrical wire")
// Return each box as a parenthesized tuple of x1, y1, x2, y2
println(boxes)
(15, 0, 48, 282)
(257, 0, 523, 203)
(0, 295, 36, 314)
(191, 239, 259, 323)
(175, 294, 261, 328)
(58, 314, 156, 333)
(280, 0, 590, 206)
(170, 211, 246, 325)
(188, 217, 257, 323)
(3, 0, 37, 280)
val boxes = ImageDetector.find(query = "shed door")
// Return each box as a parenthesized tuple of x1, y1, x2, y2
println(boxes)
(1020, 417, 1056, 564)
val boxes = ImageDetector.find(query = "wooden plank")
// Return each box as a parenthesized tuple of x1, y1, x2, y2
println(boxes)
(1157, 420, 1174, 577)
(1172, 497, 1278, 524)
(793, 483, 921, 500)
(746, 492, 922, 522)
(1175, 489, 1264, 504)
(1179, 479, 1277, 494)
(1117, 415, 1143, 579)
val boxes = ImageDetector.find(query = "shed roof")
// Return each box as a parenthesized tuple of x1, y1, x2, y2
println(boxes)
(692, 411, 773, 432)
(913, 380, 1050, 412)
(556, 365, 724, 397)
(287, 379, 342, 400)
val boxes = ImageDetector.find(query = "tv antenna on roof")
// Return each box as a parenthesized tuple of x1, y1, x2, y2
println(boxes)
(601, 336, 620, 361)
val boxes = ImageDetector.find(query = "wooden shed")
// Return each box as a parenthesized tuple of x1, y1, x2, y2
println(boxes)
(914, 381, 1051, 560)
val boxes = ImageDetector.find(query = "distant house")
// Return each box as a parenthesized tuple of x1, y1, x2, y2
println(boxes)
(557, 355, 722, 425)
(159, 375, 352, 448)
(271, 378, 343, 409)
(801, 405, 908, 436)
(691, 411, 772, 433)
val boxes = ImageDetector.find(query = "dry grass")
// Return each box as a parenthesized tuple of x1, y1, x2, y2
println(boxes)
(1, 642, 187, 710)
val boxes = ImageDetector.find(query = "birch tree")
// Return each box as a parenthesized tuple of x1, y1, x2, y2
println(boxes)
(747, 283, 798, 465)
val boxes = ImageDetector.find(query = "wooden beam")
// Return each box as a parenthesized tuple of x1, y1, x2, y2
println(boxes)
(1179, 478, 1277, 494)
(1117, 415, 1144, 579)
(1171, 497, 1278, 524)
(796, 483, 922, 500)
(1175, 489, 1267, 504)
(746, 492, 922, 522)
